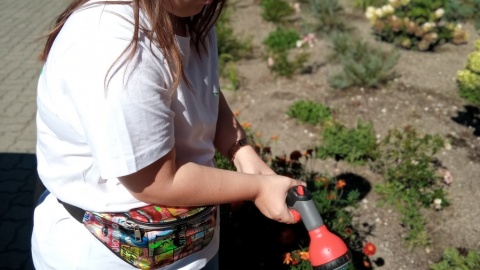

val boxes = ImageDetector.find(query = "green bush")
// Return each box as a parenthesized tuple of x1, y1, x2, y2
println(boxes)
(430, 247, 480, 270)
(316, 120, 378, 165)
(263, 28, 300, 54)
(457, 40, 480, 107)
(307, 0, 347, 33)
(263, 28, 309, 78)
(365, 0, 470, 51)
(286, 100, 333, 125)
(372, 126, 448, 247)
(260, 0, 294, 24)
(269, 51, 309, 78)
(444, 0, 480, 29)
(329, 34, 400, 89)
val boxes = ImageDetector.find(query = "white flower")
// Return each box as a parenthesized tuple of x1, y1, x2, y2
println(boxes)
(382, 4, 395, 15)
(296, 40, 304, 48)
(389, 0, 401, 8)
(365, 7, 377, 23)
(375, 8, 385, 18)
(421, 22, 435, 32)
(433, 198, 442, 210)
(292, 2, 301, 14)
(434, 8, 444, 19)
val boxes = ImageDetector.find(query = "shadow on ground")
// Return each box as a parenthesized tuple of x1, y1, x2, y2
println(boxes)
(452, 105, 480, 137)
(0, 153, 42, 270)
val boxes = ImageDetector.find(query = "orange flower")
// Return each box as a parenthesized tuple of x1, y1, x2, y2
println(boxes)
(233, 111, 240, 117)
(363, 242, 376, 256)
(299, 251, 309, 261)
(336, 179, 346, 189)
(241, 122, 252, 129)
(255, 132, 262, 138)
(363, 260, 371, 268)
(271, 135, 279, 141)
(283, 253, 293, 265)
(326, 192, 336, 200)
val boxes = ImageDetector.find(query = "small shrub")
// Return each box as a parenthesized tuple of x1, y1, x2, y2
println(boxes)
(372, 126, 448, 247)
(445, 0, 480, 30)
(260, 0, 294, 24)
(365, 0, 470, 51)
(316, 120, 378, 165)
(329, 34, 400, 89)
(269, 51, 310, 78)
(286, 100, 333, 125)
(307, 0, 347, 33)
(457, 40, 480, 107)
(430, 247, 480, 270)
(263, 28, 301, 54)
(262, 28, 309, 77)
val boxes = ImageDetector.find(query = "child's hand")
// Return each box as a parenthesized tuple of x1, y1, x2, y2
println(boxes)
(253, 175, 305, 224)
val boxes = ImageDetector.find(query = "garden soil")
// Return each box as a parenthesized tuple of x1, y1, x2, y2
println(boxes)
(219, 0, 480, 269)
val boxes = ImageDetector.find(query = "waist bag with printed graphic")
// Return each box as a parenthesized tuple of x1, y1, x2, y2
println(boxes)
(59, 200, 217, 269)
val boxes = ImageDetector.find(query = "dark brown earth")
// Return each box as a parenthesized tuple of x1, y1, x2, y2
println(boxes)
(218, 0, 480, 269)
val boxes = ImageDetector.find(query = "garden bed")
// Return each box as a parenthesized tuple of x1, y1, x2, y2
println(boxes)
(217, 0, 480, 269)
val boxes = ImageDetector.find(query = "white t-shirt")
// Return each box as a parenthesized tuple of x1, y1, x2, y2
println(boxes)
(33, 2, 220, 269)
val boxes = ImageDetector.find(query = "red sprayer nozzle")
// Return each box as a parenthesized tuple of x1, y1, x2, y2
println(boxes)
(287, 186, 352, 270)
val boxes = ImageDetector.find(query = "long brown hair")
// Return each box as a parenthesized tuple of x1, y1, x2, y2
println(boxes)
(39, 0, 225, 91)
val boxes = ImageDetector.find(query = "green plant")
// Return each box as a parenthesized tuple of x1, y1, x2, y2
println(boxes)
(262, 28, 310, 78)
(457, 40, 480, 107)
(286, 100, 333, 125)
(316, 120, 378, 165)
(269, 51, 310, 78)
(430, 247, 480, 270)
(214, 150, 235, 171)
(444, 0, 480, 29)
(365, 0, 470, 51)
(260, 0, 294, 24)
(222, 61, 240, 90)
(329, 34, 400, 89)
(372, 126, 448, 247)
(263, 28, 301, 54)
(308, 0, 347, 33)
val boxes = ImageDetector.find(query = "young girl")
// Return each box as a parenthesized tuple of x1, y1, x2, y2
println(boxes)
(31, 0, 304, 269)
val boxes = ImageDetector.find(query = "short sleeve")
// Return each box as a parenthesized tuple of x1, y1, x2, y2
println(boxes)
(57, 6, 175, 178)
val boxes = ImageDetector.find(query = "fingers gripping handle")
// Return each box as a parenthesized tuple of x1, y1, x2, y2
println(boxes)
(287, 186, 324, 231)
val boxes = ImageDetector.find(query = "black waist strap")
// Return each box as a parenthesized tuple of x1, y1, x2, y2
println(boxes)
(58, 199, 85, 223)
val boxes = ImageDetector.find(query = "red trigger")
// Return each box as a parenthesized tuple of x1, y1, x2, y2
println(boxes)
(297, 186, 304, 196)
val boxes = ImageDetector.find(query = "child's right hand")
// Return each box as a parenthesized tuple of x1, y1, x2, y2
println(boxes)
(252, 174, 305, 224)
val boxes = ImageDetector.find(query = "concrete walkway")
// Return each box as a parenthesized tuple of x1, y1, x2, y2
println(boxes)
(0, 0, 67, 269)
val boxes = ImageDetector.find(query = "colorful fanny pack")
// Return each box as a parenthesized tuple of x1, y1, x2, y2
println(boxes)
(59, 200, 217, 269)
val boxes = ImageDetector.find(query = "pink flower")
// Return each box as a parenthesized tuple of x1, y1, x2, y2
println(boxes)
(267, 56, 274, 67)
(443, 170, 453, 186)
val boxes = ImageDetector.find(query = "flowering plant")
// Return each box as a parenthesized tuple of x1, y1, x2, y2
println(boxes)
(365, 0, 469, 51)
(457, 39, 480, 107)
